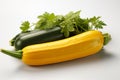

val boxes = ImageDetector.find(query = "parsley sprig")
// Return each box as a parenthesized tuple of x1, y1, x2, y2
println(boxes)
(20, 21, 30, 32)
(34, 12, 63, 30)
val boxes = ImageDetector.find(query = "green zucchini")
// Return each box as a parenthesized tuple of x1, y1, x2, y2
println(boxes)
(10, 30, 41, 46)
(14, 27, 64, 50)
(10, 31, 31, 46)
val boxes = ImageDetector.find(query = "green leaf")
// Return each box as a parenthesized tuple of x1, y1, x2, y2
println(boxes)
(35, 12, 63, 30)
(20, 21, 30, 32)
(60, 11, 80, 37)
(88, 16, 107, 30)
(64, 11, 80, 20)
(64, 28, 70, 37)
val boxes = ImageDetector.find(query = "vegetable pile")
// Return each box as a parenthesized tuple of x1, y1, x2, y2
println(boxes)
(0, 10, 111, 66)
(10, 10, 111, 50)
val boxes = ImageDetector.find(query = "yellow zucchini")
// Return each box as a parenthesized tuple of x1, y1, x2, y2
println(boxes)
(1, 30, 104, 65)
(21, 30, 103, 65)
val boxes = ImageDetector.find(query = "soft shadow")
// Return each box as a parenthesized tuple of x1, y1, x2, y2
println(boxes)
(15, 49, 114, 73)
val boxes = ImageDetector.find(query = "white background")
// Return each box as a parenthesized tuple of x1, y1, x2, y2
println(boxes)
(0, 0, 120, 80)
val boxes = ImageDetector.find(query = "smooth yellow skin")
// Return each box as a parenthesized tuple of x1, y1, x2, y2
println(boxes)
(22, 30, 104, 65)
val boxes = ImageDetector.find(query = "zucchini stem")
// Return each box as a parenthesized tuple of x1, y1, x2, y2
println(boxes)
(103, 33, 111, 45)
(0, 49, 22, 59)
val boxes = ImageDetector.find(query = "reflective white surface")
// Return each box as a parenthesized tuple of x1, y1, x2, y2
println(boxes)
(0, 0, 120, 80)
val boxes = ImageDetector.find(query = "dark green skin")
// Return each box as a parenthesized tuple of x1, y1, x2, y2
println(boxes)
(14, 27, 65, 50)
(10, 31, 31, 46)
(10, 30, 42, 46)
